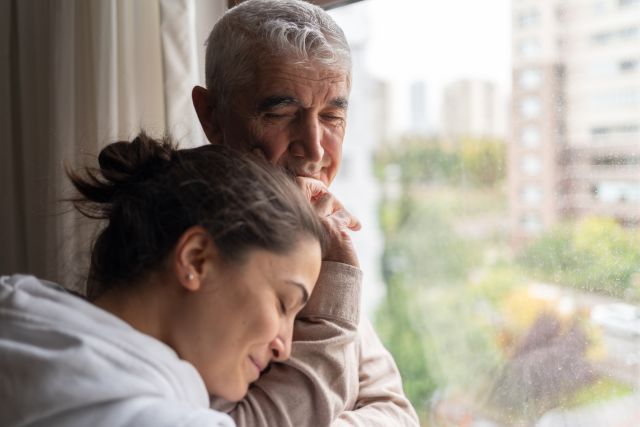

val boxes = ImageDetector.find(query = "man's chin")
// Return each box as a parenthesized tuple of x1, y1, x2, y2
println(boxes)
(299, 174, 332, 187)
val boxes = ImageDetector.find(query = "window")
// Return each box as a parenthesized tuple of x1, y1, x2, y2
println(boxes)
(588, 59, 639, 77)
(592, 26, 640, 44)
(520, 97, 541, 118)
(592, 31, 614, 44)
(620, 26, 640, 39)
(591, 123, 640, 138)
(589, 60, 617, 77)
(331, 1, 640, 425)
(520, 213, 543, 232)
(590, 89, 640, 109)
(522, 155, 542, 175)
(594, 181, 640, 202)
(518, 38, 540, 59)
(592, 155, 640, 166)
(620, 59, 638, 72)
(517, 9, 540, 28)
(519, 68, 542, 89)
(521, 185, 543, 204)
(592, 0, 607, 13)
(521, 125, 541, 147)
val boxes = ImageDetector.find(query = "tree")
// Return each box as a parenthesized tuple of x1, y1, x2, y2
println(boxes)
(459, 138, 506, 188)
(517, 217, 640, 299)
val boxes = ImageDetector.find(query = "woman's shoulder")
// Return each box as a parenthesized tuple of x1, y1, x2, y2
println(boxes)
(0, 274, 216, 426)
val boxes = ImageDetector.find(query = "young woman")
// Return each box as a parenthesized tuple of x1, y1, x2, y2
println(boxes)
(0, 134, 326, 427)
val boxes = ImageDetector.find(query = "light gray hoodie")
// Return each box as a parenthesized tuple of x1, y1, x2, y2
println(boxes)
(0, 275, 234, 427)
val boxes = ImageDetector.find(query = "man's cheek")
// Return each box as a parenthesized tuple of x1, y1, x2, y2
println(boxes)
(259, 142, 289, 165)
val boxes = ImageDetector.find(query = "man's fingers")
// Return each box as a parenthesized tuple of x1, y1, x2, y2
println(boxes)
(295, 176, 327, 202)
(293, 176, 361, 231)
(331, 209, 361, 231)
(315, 192, 346, 217)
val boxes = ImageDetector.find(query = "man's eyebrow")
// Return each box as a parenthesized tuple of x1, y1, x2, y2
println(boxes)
(285, 280, 309, 306)
(330, 97, 349, 110)
(257, 96, 300, 111)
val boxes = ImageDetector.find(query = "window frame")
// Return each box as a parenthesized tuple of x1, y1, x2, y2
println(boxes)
(228, 0, 364, 10)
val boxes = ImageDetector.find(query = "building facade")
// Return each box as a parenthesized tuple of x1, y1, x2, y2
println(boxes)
(442, 79, 507, 143)
(509, 0, 640, 239)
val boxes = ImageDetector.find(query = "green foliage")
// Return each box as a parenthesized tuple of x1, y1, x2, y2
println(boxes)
(375, 137, 461, 185)
(374, 137, 508, 416)
(517, 217, 640, 299)
(460, 138, 506, 188)
(373, 132, 639, 424)
(565, 378, 633, 409)
(470, 265, 524, 306)
(415, 289, 504, 391)
(375, 280, 436, 412)
(374, 136, 506, 188)
(382, 199, 475, 287)
(376, 191, 484, 414)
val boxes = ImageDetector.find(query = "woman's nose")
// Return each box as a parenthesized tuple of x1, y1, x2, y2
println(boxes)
(269, 330, 292, 362)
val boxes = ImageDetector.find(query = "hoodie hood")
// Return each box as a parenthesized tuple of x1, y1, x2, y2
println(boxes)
(0, 275, 233, 427)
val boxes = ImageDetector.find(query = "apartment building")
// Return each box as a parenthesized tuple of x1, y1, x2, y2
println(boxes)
(509, 0, 640, 239)
(441, 79, 506, 143)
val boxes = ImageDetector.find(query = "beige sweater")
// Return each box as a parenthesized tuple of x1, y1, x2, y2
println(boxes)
(211, 262, 419, 426)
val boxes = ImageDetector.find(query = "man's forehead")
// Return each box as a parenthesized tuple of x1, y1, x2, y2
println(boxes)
(248, 63, 349, 108)
(255, 58, 350, 88)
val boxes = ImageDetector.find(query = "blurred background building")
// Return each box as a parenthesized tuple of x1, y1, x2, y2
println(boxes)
(509, 0, 640, 239)
(409, 80, 430, 136)
(441, 79, 507, 144)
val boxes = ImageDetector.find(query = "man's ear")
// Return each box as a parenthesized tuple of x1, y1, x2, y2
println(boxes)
(192, 86, 223, 144)
(173, 225, 218, 292)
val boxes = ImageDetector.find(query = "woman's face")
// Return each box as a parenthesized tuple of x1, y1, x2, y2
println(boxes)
(171, 236, 321, 401)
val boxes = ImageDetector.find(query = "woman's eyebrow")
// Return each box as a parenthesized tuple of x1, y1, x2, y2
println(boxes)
(284, 280, 309, 305)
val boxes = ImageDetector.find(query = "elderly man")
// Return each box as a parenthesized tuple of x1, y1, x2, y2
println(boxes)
(192, 1, 418, 426)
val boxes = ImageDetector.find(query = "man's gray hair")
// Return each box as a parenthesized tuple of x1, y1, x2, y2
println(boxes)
(205, 0, 351, 108)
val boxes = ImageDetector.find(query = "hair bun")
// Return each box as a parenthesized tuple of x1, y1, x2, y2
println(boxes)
(98, 133, 175, 187)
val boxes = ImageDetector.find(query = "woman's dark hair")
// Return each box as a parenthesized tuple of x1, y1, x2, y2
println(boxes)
(68, 132, 326, 300)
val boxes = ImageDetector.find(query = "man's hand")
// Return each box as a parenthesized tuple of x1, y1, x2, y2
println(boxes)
(296, 177, 361, 268)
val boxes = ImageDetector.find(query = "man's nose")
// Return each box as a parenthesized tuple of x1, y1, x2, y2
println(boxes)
(290, 116, 324, 164)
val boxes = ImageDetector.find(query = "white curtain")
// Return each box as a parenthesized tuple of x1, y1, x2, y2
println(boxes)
(0, 0, 227, 288)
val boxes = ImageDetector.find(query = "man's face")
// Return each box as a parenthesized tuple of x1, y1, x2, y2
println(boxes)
(217, 59, 350, 187)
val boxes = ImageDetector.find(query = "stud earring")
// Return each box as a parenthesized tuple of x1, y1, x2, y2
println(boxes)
(186, 272, 194, 281)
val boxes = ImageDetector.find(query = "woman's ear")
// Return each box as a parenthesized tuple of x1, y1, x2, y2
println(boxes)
(192, 86, 223, 144)
(173, 225, 218, 292)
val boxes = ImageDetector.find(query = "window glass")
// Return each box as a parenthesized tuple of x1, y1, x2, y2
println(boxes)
(518, 9, 540, 27)
(522, 155, 542, 175)
(590, 89, 640, 110)
(520, 97, 542, 118)
(521, 185, 543, 204)
(594, 181, 640, 203)
(518, 38, 541, 58)
(519, 68, 542, 89)
(521, 212, 543, 232)
(521, 125, 541, 147)
(330, 1, 640, 425)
